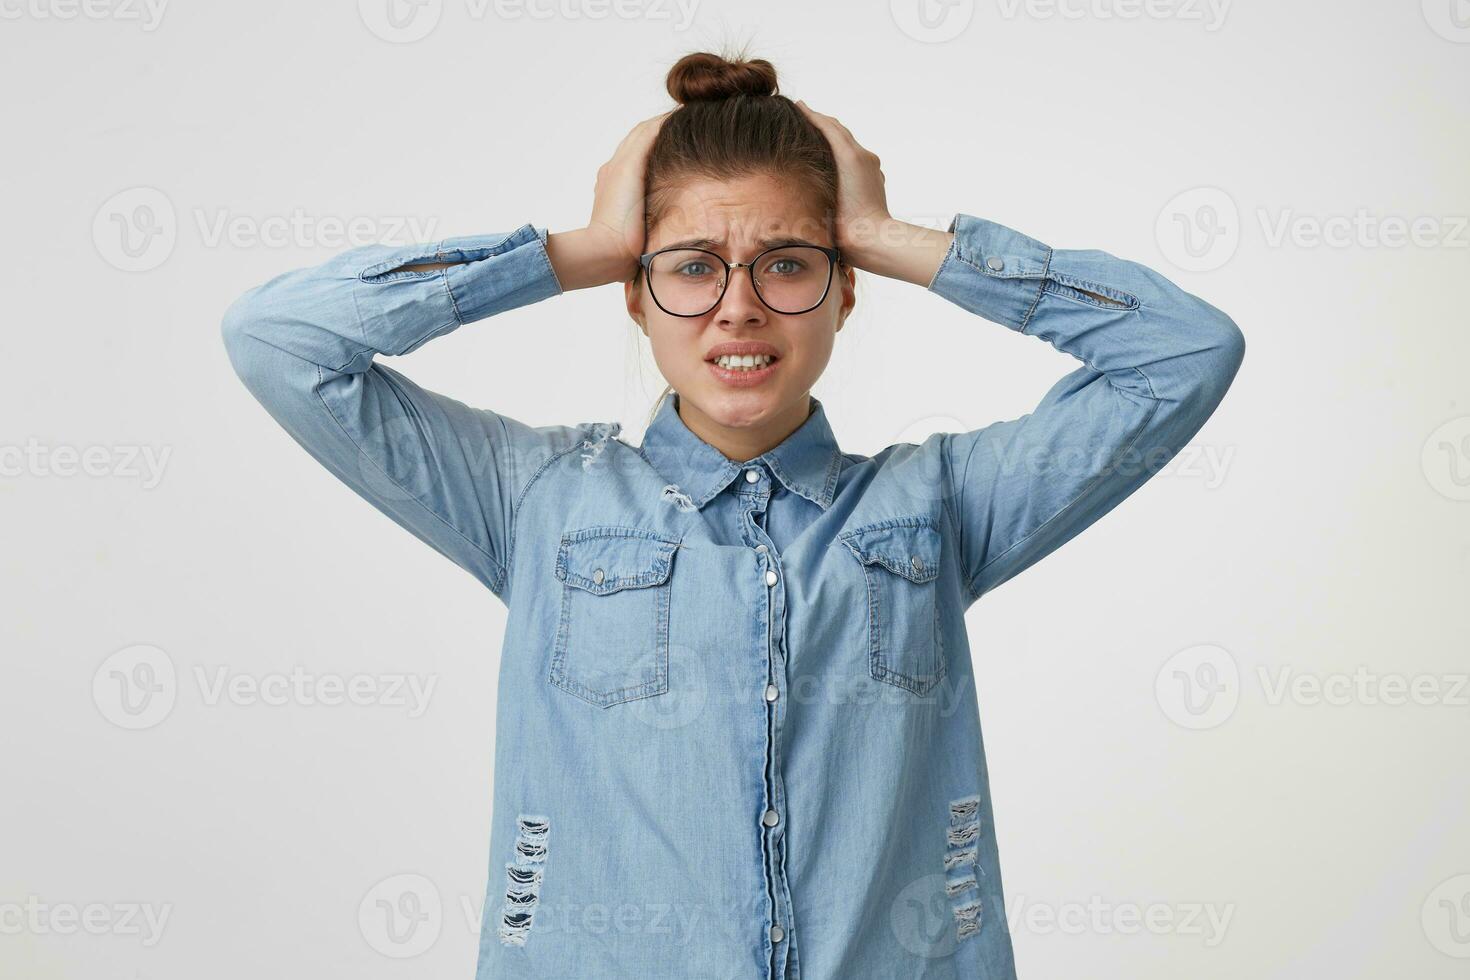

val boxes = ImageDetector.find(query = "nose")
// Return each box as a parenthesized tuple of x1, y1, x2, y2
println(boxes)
(714, 264, 767, 327)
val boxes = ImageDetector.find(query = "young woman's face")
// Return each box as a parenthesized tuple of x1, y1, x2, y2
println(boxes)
(626, 173, 856, 431)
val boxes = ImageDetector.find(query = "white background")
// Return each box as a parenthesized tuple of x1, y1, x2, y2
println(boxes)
(3, 1, 1468, 977)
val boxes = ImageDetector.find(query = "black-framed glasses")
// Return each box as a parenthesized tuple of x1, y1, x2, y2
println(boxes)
(637, 243, 842, 317)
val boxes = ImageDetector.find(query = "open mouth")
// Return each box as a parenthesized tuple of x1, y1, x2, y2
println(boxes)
(708, 352, 780, 372)
(706, 351, 781, 386)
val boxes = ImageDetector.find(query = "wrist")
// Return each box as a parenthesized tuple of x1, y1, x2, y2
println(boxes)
(545, 226, 637, 292)
(845, 217, 955, 287)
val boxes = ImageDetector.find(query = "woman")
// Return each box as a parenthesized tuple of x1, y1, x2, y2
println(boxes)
(222, 50, 1243, 980)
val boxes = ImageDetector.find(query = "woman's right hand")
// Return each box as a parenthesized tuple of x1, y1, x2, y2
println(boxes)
(547, 111, 672, 291)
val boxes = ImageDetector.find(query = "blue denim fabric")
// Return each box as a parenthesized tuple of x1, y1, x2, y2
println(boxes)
(221, 213, 1244, 979)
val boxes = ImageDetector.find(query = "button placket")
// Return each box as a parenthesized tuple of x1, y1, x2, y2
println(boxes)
(738, 471, 795, 969)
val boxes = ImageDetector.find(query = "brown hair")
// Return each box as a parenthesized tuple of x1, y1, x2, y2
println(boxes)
(638, 48, 844, 421)
(639, 48, 841, 270)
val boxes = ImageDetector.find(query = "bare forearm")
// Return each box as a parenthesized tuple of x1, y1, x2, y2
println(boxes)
(400, 227, 631, 292)
(545, 226, 636, 291)
(844, 218, 955, 287)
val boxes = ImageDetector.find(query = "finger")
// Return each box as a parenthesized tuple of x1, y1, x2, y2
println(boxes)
(797, 100, 859, 152)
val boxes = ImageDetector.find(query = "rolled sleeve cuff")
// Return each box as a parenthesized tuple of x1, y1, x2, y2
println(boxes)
(927, 213, 1054, 332)
(444, 223, 564, 324)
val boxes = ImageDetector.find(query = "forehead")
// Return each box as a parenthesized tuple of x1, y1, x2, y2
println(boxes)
(649, 174, 830, 251)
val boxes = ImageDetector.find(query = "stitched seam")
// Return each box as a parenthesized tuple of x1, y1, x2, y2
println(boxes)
(533, 229, 565, 294)
(312, 362, 507, 594)
(966, 395, 1162, 598)
(504, 425, 611, 604)
(1042, 281, 1133, 311)
(1044, 273, 1139, 310)
(1017, 247, 1052, 332)
(444, 266, 467, 325)
(946, 242, 1051, 332)
(927, 242, 958, 291)
(937, 441, 973, 601)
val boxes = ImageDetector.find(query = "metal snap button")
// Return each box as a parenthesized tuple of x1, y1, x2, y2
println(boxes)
(911, 555, 924, 573)
(592, 567, 605, 585)
(985, 256, 1005, 272)
(745, 468, 760, 483)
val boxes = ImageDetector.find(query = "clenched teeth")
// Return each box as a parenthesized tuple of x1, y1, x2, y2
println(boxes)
(715, 353, 776, 370)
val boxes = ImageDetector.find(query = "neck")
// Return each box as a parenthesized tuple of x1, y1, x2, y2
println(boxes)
(676, 393, 812, 463)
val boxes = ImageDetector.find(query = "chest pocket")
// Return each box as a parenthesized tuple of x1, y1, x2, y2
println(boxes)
(839, 517, 947, 697)
(550, 526, 680, 708)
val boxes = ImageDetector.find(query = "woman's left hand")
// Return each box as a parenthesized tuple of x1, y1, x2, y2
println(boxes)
(795, 100, 953, 286)
(793, 101, 892, 259)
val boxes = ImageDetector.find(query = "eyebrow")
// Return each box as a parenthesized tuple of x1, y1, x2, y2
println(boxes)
(656, 236, 826, 252)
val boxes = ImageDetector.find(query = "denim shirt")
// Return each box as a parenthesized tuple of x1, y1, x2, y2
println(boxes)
(221, 213, 1244, 979)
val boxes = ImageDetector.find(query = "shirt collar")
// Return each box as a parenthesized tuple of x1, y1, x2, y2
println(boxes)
(637, 390, 843, 512)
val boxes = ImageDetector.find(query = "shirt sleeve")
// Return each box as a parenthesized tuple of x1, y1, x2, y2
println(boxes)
(220, 222, 574, 601)
(926, 213, 1246, 605)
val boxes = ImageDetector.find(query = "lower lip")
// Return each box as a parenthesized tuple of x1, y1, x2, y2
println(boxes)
(706, 358, 780, 387)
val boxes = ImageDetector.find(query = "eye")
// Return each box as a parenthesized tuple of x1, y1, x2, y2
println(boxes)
(675, 260, 715, 277)
(763, 257, 805, 277)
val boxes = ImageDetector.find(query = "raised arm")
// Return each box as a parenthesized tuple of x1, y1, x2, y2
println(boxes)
(797, 101, 1245, 606)
(220, 113, 669, 601)
(221, 224, 573, 600)
(923, 214, 1244, 602)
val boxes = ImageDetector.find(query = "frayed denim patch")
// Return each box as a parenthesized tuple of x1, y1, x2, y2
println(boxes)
(497, 814, 549, 946)
(944, 794, 983, 941)
(579, 422, 621, 471)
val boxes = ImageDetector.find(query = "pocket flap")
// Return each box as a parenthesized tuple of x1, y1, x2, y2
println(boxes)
(840, 521, 941, 584)
(555, 528, 679, 595)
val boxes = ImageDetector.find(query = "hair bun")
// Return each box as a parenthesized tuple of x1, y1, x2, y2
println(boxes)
(666, 51, 778, 104)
